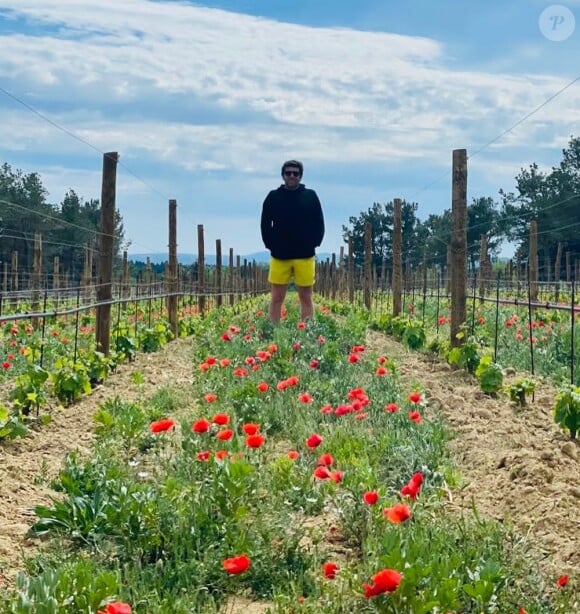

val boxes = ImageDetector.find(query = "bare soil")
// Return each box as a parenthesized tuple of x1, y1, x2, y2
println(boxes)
(0, 329, 578, 609)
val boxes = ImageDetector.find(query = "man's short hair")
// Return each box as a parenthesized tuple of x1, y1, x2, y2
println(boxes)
(281, 160, 303, 177)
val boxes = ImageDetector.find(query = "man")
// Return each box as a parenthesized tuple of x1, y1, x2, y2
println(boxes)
(260, 160, 325, 323)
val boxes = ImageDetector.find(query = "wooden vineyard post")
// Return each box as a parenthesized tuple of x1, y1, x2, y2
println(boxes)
(197, 224, 205, 316)
(529, 221, 538, 303)
(347, 237, 354, 304)
(478, 234, 487, 303)
(364, 222, 372, 309)
(32, 233, 42, 328)
(229, 248, 234, 306)
(167, 199, 178, 339)
(95, 151, 118, 356)
(392, 198, 402, 316)
(450, 149, 467, 349)
(216, 239, 223, 307)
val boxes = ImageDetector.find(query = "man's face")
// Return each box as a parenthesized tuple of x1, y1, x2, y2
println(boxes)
(282, 166, 301, 189)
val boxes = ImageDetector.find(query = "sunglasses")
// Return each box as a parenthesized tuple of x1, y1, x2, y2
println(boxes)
(284, 171, 300, 177)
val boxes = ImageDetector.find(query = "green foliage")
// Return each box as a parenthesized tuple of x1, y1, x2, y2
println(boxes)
(475, 356, 504, 395)
(9, 364, 49, 414)
(507, 377, 536, 406)
(553, 385, 580, 439)
(79, 350, 111, 386)
(0, 403, 28, 440)
(447, 335, 482, 374)
(49, 358, 92, 406)
(139, 321, 173, 352)
(402, 321, 426, 349)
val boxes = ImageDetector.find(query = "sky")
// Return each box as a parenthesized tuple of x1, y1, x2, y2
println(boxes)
(1, 0, 579, 260)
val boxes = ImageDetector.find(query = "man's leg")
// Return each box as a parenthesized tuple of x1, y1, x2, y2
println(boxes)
(296, 285, 314, 320)
(269, 283, 288, 323)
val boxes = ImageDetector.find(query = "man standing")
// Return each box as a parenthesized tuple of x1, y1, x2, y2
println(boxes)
(260, 160, 325, 323)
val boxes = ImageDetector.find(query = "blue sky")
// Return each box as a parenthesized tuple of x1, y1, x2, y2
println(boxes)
(1, 0, 579, 260)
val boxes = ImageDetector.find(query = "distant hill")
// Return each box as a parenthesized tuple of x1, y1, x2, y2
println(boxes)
(128, 251, 333, 265)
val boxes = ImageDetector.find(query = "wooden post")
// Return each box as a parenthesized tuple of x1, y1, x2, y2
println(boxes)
(450, 149, 467, 348)
(529, 221, 538, 303)
(392, 198, 403, 316)
(197, 224, 205, 315)
(31, 233, 42, 327)
(53, 256, 60, 310)
(338, 246, 345, 298)
(229, 248, 234, 306)
(215, 239, 223, 307)
(363, 222, 372, 309)
(478, 234, 487, 303)
(347, 237, 354, 304)
(95, 151, 118, 356)
(167, 199, 178, 338)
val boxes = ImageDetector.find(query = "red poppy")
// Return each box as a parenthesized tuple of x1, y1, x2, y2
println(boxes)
(215, 450, 229, 460)
(322, 562, 339, 579)
(242, 423, 260, 435)
(317, 453, 334, 466)
(557, 575, 569, 588)
(287, 375, 299, 386)
(306, 433, 323, 448)
(376, 367, 388, 376)
(334, 404, 353, 416)
(313, 466, 331, 480)
(204, 393, 218, 403)
(362, 568, 402, 599)
(216, 429, 234, 441)
(317, 336, 325, 344)
(355, 412, 369, 420)
(233, 368, 248, 377)
(383, 503, 412, 523)
(330, 471, 343, 483)
(276, 380, 288, 391)
(246, 434, 265, 448)
(352, 344, 365, 353)
(320, 404, 334, 414)
(149, 419, 175, 434)
(2, 361, 10, 370)
(299, 392, 313, 403)
(363, 491, 379, 505)
(297, 321, 307, 329)
(385, 403, 399, 413)
(408, 411, 422, 424)
(245, 356, 256, 365)
(268, 343, 278, 353)
(348, 354, 360, 363)
(97, 602, 132, 614)
(408, 392, 422, 404)
(196, 451, 210, 461)
(212, 414, 230, 426)
(377, 356, 387, 364)
(206, 356, 217, 365)
(287, 450, 300, 460)
(192, 419, 210, 433)
(221, 333, 231, 341)
(309, 359, 319, 369)
(257, 382, 269, 393)
(222, 554, 251, 575)
(220, 358, 230, 367)
(519, 607, 528, 614)
(293, 342, 302, 351)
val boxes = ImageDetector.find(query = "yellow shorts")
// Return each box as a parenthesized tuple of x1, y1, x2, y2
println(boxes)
(268, 257, 316, 286)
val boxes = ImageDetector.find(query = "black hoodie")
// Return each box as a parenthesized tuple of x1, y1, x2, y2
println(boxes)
(260, 184, 325, 260)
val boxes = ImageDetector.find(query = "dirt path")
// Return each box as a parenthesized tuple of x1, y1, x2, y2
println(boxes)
(366, 330, 580, 578)
(0, 338, 194, 585)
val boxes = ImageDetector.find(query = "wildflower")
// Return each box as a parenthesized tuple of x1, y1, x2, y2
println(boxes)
(242, 423, 260, 435)
(401, 472, 424, 500)
(2, 361, 10, 370)
(306, 433, 323, 448)
(309, 359, 319, 369)
(149, 419, 175, 433)
(221, 332, 231, 341)
(287, 375, 299, 386)
(408, 411, 422, 424)
(317, 453, 334, 466)
(297, 321, 307, 329)
(215, 450, 229, 460)
(313, 466, 331, 480)
(383, 503, 412, 523)
(322, 562, 339, 579)
(299, 392, 313, 403)
(519, 607, 528, 614)
(557, 575, 569, 588)
(234, 368, 249, 377)
(268, 343, 278, 353)
(384, 403, 399, 413)
(276, 380, 289, 391)
(362, 568, 402, 599)
(378, 355, 387, 364)
(192, 419, 210, 433)
(206, 356, 217, 365)
(222, 555, 251, 575)
(293, 342, 301, 351)
(219, 358, 230, 367)
(216, 429, 234, 441)
(246, 434, 265, 448)
(352, 344, 365, 353)
(355, 412, 368, 420)
(408, 392, 422, 404)
(97, 602, 132, 614)
(330, 471, 343, 483)
(287, 450, 300, 460)
(245, 356, 256, 365)
(196, 451, 211, 461)
(204, 393, 218, 403)
(212, 414, 230, 426)
(199, 362, 210, 372)
(363, 491, 379, 505)
(335, 404, 353, 416)
(317, 336, 325, 344)
(320, 404, 334, 414)
(348, 353, 360, 363)
(257, 382, 269, 393)
(376, 367, 388, 376)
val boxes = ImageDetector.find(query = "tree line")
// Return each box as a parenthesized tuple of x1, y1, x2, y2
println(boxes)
(343, 136, 580, 279)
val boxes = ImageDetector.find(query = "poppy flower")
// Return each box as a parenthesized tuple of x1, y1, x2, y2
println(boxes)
(219, 358, 230, 367)
(297, 321, 307, 329)
(377, 356, 387, 364)
(192, 419, 210, 433)
(245, 356, 256, 365)
(299, 392, 313, 403)
(317, 336, 326, 344)
(306, 433, 323, 448)
(215, 450, 229, 460)
(257, 382, 269, 392)
(519, 607, 528, 614)
(317, 453, 334, 466)
(355, 412, 369, 420)
(313, 466, 331, 480)
(242, 423, 260, 435)
(2, 361, 10, 370)
(97, 602, 132, 614)
(330, 471, 343, 483)
(287, 375, 299, 386)
(408, 392, 422, 404)
(557, 575, 569, 588)
(287, 450, 300, 460)
(233, 368, 248, 377)
(363, 491, 379, 505)
(212, 414, 230, 426)
(408, 411, 422, 424)
(216, 429, 234, 441)
(385, 403, 399, 413)
(204, 393, 218, 403)
(221, 333, 231, 341)
(293, 342, 302, 351)
(362, 568, 402, 599)
(348, 354, 360, 363)
(334, 404, 353, 416)
(401, 473, 423, 499)
(276, 380, 288, 391)
(320, 404, 334, 414)
(309, 359, 319, 369)
(149, 419, 175, 433)
(222, 554, 251, 575)
(376, 367, 388, 376)
(383, 503, 412, 523)
(322, 562, 339, 579)
(246, 434, 265, 448)
(268, 344, 278, 353)
(206, 356, 217, 365)
(196, 451, 211, 461)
